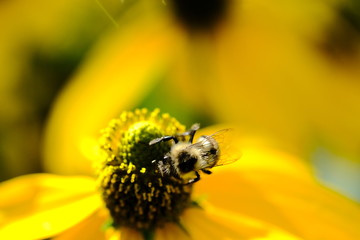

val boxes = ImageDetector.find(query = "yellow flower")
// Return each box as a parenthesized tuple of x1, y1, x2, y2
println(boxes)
(41, 1, 360, 186)
(1, 109, 360, 240)
(1, 1, 358, 239)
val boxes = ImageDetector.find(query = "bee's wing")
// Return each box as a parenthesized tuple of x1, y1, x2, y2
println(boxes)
(209, 129, 242, 166)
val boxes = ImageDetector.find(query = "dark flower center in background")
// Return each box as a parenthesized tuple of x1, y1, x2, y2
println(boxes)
(171, 0, 229, 31)
(316, 2, 360, 64)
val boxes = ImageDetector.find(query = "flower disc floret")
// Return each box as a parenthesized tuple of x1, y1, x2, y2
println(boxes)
(96, 109, 192, 231)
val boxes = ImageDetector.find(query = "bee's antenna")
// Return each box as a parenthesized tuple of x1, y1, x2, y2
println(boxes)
(176, 123, 200, 143)
(191, 123, 200, 131)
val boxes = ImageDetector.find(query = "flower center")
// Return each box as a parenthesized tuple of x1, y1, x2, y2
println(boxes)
(96, 109, 192, 231)
(170, 0, 229, 31)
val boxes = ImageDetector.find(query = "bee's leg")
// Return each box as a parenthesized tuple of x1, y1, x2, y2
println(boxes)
(186, 171, 201, 184)
(201, 169, 212, 175)
(163, 155, 171, 164)
(156, 160, 167, 176)
(149, 135, 178, 145)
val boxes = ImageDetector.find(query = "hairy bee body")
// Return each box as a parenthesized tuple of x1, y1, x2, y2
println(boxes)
(150, 124, 236, 184)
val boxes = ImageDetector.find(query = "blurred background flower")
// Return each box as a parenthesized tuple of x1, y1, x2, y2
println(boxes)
(0, 0, 120, 180)
(1, 0, 360, 204)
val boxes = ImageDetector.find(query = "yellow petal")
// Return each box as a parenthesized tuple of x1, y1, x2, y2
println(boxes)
(0, 174, 102, 239)
(194, 146, 360, 240)
(119, 228, 144, 240)
(106, 227, 144, 240)
(177, 206, 301, 240)
(54, 209, 109, 240)
(43, 3, 175, 176)
(155, 222, 191, 240)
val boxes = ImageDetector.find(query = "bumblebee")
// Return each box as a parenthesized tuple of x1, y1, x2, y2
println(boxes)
(149, 124, 239, 184)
